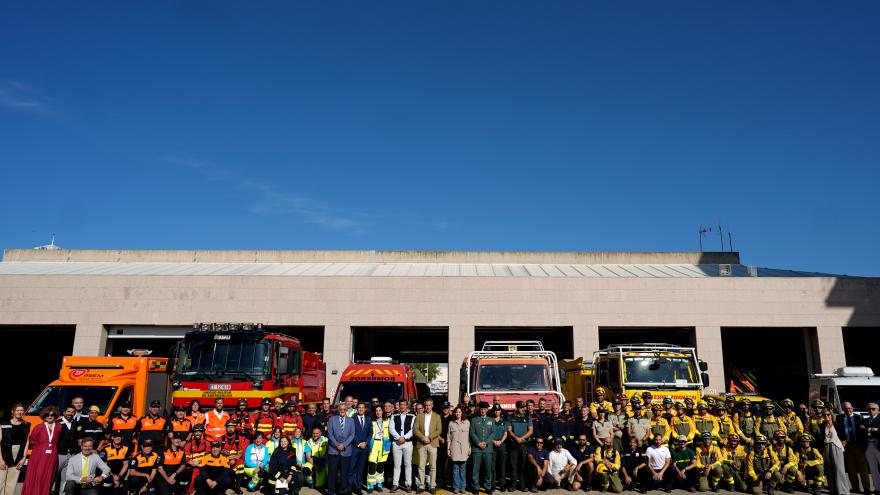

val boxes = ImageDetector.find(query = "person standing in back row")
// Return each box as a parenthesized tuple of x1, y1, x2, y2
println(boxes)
(837, 402, 870, 494)
(415, 399, 441, 494)
(470, 402, 495, 495)
(327, 403, 355, 495)
(390, 400, 415, 493)
(0, 403, 30, 495)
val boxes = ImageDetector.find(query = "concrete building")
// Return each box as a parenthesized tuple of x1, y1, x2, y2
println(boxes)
(1, 248, 878, 405)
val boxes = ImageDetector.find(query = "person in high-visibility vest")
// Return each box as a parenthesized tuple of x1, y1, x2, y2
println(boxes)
(772, 429, 801, 490)
(714, 404, 742, 445)
(692, 402, 720, 442)
(779, 399, 804, 445)
(222, 420, 249, 494)
(184, 423, 209, 494)
(366, 405, 392, 492)
(746, 435, 782, 495)
(277, 400, 304, 437)
(757, 402, 786, 442)
(796, 434, 826, 495)
(251, 398, 278, 440)
(735, 399, 758, 446)
(672, 402, 697, 444)
(244, 432, 273, 491)
(695, 431, 725, 492)
(305, 426, 328, 489)
(204, 398, 230, 444)
(186, 400, 206, 429)
(721, 433, 749, 492)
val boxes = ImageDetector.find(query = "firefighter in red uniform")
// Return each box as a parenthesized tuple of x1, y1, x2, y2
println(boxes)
(157, 436, 190, 495)
(136, 400, 169, 451)
(222, 420, 250, 495)
(184, 424, 209, 494)
(251, 398, 278, 440)
(277, 400, 304, 437)
(167, 406, 193, 443)
(231, 399, 254, 439)
(108, 402, 139, 449)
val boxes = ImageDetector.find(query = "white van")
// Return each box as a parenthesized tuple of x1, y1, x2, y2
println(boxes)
(810, 367, 880, 417)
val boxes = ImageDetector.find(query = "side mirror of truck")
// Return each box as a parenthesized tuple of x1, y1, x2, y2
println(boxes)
(701, 372, 710, 387)
(699, 361, 708, 372)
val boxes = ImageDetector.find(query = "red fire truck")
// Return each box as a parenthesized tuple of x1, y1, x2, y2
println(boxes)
(169, 323, 325, 409)
(461, 341, 564, 410)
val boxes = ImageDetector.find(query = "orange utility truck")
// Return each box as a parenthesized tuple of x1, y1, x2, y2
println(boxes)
(26, 355, 171, 427)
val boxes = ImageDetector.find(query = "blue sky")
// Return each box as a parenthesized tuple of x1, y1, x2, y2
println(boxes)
(1, 1, 877, 275)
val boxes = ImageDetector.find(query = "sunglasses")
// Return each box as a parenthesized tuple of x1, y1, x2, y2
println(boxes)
(535, 441, 544, 444)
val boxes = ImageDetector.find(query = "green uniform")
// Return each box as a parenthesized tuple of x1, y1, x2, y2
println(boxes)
(492, 417, 509, 489)
(470, 414, 496, 490)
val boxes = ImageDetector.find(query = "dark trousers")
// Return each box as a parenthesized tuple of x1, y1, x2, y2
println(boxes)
(669, 468, 700, 490)
(64, 481, 100, 495)
(436, 443, 448, 487)
(328, 455, 351, 495)
(507, 442, 528, 488)
(639, 468, 674, 491)
(156, 467, 192, 495)
(349, 447, 368, 492)
(194, 471, 232, 495)
(495, 445, 508, 489)
(126, 475, 152, 495)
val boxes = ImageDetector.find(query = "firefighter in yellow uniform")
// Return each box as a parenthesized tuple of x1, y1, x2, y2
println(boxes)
(734, 399, 758, 446)
(807, 401, 826, 438)
(660, 397, 677, 421)
(589, 388, 613, 419)
(641, 392, 654, 419)
(672, 402, 697, 444)
(771, 430, 800, 491)
(684, 398, 697, 418)
(593, 439, 623, 493)
(757, 402, 786, 441)
(796, 434, 825, 495)
(696, 432, 725, 491)
(779, 399, 804, 445)
(714, 404, 742, 445)
(305, 427, 328, 488)
(721, 433, 749, 492)
(693, 402, 720, 443)
(366, 414, 391, 491)
(648, 404, 672, 444)
(746, 435, 781, 495)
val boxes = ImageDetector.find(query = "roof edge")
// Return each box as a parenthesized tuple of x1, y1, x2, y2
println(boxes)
(2, 249, 741, 265)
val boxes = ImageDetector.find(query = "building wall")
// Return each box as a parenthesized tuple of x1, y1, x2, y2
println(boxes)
(1, 270, 878, 397)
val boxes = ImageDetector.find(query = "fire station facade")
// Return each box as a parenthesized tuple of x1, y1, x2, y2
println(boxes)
(0, 249, 877, 402)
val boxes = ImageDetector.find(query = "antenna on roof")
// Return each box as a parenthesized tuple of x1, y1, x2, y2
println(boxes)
(717, 219, 725, 252)
(34, 234, 61, 251)
(698, 226, 713, 252)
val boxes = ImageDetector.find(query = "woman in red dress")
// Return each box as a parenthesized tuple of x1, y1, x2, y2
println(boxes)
(21, 406, 59, 495)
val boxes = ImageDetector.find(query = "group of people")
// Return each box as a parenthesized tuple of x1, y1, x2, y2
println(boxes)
(2, 390, 879, 495)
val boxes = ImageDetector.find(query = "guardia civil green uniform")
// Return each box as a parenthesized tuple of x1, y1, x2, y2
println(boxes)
(470, 404, 496, 491)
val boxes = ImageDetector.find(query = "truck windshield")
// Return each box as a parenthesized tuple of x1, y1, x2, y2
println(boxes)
(335, 382, 404, 404)
(837, 385, 880, 410)
(623, 356, 698, 387)
(477, 364, 550, 392)
(177, 340, 270, 379)
(28, 386, 119, 415)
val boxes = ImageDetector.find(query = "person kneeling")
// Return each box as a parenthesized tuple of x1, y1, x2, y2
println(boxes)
(547, 439, 578, 490)
(195, 442, 233, 495)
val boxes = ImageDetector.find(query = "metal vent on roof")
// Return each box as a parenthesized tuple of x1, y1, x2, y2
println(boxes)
(719, 264, 732, 276)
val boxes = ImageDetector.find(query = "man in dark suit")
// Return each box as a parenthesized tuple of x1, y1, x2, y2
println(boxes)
(837, 401, 870, 493)
(328, 403, 356, 495)
(349, 402, 372, 495)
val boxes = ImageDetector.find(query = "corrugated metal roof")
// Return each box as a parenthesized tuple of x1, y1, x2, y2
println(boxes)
(0, 261, 840, 278)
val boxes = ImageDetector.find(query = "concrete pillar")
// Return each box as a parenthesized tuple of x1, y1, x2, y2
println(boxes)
(694, 326, 725, 393)
(816, 326, 846, 373)
(448, 325, 474, 405)
(572, 325, 600, 362)
(323, 325, 352, 400)
(73, 324, 107, 356)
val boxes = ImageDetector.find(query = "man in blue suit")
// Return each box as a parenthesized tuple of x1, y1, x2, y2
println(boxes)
(349, 402, 372, 495)
(328, 403, 356, 495)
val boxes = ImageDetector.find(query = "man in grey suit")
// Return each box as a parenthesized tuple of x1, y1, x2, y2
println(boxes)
(328, 403, 356, 495)
(63, 437, 112, 495)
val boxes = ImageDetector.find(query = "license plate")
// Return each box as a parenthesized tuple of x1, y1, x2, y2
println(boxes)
(208, 384, 232, 390)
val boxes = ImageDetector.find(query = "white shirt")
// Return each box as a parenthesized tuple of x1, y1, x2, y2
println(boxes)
(424, 412, 432, 436)
(548, 448, 577, 473)
(646, 445, 671, 471)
